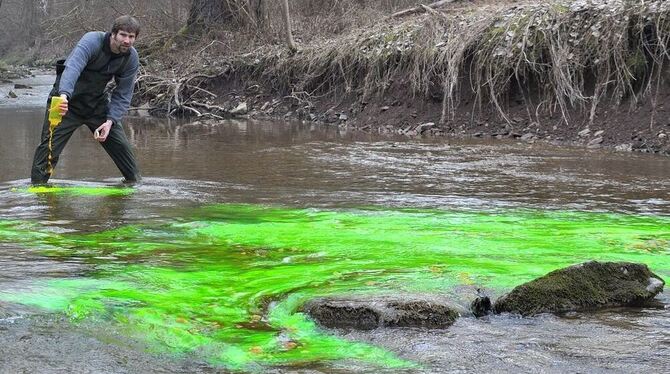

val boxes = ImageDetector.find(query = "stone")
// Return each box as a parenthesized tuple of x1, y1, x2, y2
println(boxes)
(380, 106, 390, 112)
(593, 130, 605, 137)
(588, 137, 603, 146)
(417, 122, 436, 133)
(578, 128, 591, 137)
(470, 296, 492, 317)
(520, 133, 535, 141)
(339, 114, 348, 121)
(493, 261, 665, 316)
(230, 102, 248, 115)
(14, 84, 32, 89)
(659, 133, 667, 139)
(615, 143, 633, 152)
(302, 295, 463, 330)
(7, 90, 17, 98)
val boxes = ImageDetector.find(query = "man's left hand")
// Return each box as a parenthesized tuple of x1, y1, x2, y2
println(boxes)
(94, 120, 113, 142)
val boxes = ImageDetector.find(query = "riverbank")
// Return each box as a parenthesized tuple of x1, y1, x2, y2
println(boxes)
(3, 1, 669, 155)
(133, 0, 670, 155)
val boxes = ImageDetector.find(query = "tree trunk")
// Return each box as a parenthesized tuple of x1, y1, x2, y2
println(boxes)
(281, 0, 297, 52)
(20, 0, 41, 47)
(186, 0, 262, 34)
(170, 0, 180, 32)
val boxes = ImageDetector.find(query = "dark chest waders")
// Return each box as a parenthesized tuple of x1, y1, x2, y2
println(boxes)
(30, 33, 139, 184)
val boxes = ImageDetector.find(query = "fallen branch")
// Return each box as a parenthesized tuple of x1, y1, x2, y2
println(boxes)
(391, 0, 456, 18)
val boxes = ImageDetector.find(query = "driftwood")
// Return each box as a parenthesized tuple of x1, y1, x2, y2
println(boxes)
(391, 0, 456, 18)
(135, 65, 231, 117)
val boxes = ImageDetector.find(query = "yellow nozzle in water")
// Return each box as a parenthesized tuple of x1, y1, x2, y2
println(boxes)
(48, 96, 64, 128)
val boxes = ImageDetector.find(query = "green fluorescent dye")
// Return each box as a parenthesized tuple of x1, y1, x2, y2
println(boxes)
(0, 205, 669, 371)
(19, 185, 134, 197)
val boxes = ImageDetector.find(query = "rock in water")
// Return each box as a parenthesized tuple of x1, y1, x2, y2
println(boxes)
(493, 261, 665, 316)
(230, 102, 248, 115)
(302, 295, 463, 330)
(470, 296, 492, 317)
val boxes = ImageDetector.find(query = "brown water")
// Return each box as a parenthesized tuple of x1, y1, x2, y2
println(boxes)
(1, 82, 669, 373)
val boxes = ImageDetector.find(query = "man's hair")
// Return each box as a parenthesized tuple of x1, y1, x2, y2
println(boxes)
(111, 15, 140, 36)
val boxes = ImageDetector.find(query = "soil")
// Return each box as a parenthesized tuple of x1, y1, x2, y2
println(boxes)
(192, 74, 670, 156)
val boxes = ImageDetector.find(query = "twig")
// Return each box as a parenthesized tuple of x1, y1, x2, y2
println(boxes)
(392, 0, 456, 18)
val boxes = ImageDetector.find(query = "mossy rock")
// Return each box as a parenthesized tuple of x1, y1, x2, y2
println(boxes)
(493, 261, 665, 316)
(302, 295, 464, 330)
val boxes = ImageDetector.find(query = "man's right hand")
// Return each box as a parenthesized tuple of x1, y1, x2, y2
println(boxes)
(58, 94, 69, 115)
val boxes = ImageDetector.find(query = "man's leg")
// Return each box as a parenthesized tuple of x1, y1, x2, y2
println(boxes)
(97, 121, 140, 182)
(30, 112, 81, 184)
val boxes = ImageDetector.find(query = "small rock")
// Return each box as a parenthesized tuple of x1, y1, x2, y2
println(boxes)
(588, 137, 603, 146)
(473, 132, 484, 137)
(417, 122, 436, 133)
(339, 114, 348, 121)
(7, 90, 17, 98)
(230, 102, 248, 115)
(520, 133, 535, 141)
(471, 296, 492, 317)
(593, 130, 605, 137)
(380, 106, 390, 112)
(615, 143, 633, 152)
(659, 133, 667, 139)
(14, 83, 32, 89)
(135, 103, 151, 117)
(578, 128, 591, 137)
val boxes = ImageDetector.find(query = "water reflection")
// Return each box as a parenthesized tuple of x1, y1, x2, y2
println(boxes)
(2, 109, 669, 214)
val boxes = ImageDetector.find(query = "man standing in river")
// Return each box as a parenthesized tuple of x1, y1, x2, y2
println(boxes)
(30, 15, 141, 184)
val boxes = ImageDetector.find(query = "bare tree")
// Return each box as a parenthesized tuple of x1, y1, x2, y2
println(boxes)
(281, 0, 297, 52)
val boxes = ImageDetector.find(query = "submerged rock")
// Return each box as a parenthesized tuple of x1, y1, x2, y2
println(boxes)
(302, 295, 463, 330)
(470, 296, 492, 317)
(493, 261, 665, 316)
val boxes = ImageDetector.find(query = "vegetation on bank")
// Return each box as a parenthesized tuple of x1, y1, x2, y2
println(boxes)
(2, 1, 669, 135)
(151, 0, 669, 128)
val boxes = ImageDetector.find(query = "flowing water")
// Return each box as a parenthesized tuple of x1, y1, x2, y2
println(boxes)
(0, 78, 669, 373)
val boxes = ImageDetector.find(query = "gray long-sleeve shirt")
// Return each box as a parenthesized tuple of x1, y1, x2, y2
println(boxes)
(59, 31, 139, 124)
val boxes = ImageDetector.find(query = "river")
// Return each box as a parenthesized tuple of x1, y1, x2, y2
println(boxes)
(0, 75, 669, 373)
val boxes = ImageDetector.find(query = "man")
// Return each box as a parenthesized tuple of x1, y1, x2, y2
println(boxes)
(31, 15, 141, 184)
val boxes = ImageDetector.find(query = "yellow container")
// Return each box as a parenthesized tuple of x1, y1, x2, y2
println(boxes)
(48, 96, 64, 127)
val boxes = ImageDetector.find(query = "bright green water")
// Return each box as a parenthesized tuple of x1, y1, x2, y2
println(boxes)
(1, 204, 669, 371)
(20, 185, 135, 197)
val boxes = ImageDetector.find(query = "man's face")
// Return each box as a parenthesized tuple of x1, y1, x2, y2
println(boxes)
(110, 30, 137, 54)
